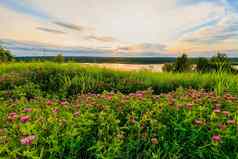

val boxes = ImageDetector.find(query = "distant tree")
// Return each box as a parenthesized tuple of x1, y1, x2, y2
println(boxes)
(173, 54, 192, 72)
(162, 63, 174, 72)
(54, 53, 64, 63)
(0, 47, 14, 62)
(210, 53, 232, 72)
(196, 57, 210, 72)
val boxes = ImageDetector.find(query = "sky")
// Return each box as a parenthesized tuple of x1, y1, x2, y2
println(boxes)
(0, 0, 238, 57)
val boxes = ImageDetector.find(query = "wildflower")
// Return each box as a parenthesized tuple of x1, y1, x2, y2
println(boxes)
(227, 119, 236, 125)
(73, 111, 80, 117)
(23, 108, 32, 113)
(59, 100, 67, 106)
(129, 116, 136, 124)
(194, 119, 203, 126)
(47, 100, 53, 106)
(20, 135, 36, 145)
(8, 112, 17, 121)
(218, 124, 226, 131)
(214, 104, 221, 108)
(186, 103, 193, 110)
(151, 138, 159, 145)
(213, 109, 221, 113)
(20, 115, 30, 123)
(222, 111, 230, 116)
(212, 135, 221, 142)
(52, 108, 59, 113)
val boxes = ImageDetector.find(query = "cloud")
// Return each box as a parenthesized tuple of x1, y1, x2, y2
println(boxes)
(54, 21, 95, 32)
(112, 43, 167, 53)
(84, 35, 117, 43)
(36, 27, 66, 34)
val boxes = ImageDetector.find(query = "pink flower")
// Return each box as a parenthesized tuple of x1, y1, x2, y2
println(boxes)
(227, 119, 236, 125)
(20, 115, 30, 123)
(8, 112, 17, 121)
(47, 100, 53, 106)
(59, 100, 67, 106)
(52, 108, 59, 113)
(194, 119, 203, 126)
(222, 111, 230, 116)
(186, 103, 193, 110)
(20, 135, 36, 145)
(212, 135, 221, 142)
(218, 124, 226, 131)
(213, 109, 221, 113)
(151, 138, 159, 145)
(23, 108, 32, 113)
(73, 111, 80, 117)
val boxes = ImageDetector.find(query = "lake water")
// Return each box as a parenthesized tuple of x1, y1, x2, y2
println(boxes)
(82, 63, 165, 72)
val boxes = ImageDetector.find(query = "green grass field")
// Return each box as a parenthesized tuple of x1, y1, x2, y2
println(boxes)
(0, 62, 238, 158)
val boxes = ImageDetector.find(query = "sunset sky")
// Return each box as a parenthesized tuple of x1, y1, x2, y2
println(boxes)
(0, 0, 238, 57)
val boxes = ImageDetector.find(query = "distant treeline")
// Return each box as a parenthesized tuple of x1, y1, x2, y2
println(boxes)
(13, 56, 238, 65)
(15, 56, 177, 64)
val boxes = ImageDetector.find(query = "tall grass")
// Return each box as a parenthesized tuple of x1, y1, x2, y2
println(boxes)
(0, 62, 238, 97)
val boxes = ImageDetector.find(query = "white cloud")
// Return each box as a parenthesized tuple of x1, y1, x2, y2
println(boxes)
(0, 0, 237, 56)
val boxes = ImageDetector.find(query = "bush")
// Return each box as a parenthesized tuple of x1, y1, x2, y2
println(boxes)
(162, 63, 174, 72)
(162, 54, 192, 73)
(0, 47, 14, 62)
(54, 53, 64, 63)
(196, 57, 211, 72)
(12, 82, 42, 100)
(196, 53, 233, 73)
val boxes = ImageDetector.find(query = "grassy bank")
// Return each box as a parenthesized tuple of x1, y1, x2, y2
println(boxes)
(1, 62, 238, 97)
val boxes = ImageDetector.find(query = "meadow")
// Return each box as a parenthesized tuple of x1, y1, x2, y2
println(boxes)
(0, 62, 238, 158)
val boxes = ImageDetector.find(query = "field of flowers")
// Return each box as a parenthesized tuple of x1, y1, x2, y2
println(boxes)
(1, 89, 238, 158)
(0, 62, 238, 158)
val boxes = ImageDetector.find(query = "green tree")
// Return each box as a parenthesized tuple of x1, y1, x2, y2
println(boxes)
(0, 47, 14, 62)
(54, 53, 64, 63)
(173, 54, 191, 72)
(196, 57, 210, 72)
(210, 53, 232, 72)
(162, 63, 174, 72)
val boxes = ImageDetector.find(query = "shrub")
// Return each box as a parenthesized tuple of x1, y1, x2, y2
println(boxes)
(173, 54, 192, 72)
(196, 57, 210, 72)
(54, 53, 64, 63)
(162, 63, 174, 72)
(0, 47, 14, 62)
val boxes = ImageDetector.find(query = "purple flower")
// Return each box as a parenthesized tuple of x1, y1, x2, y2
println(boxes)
(23, 108, 32, 113)
(59, 100, 67, 106)
(222, 111, 230, 116)
(8, 112, 17, 121)
(227, 119, 236, 125)
(20, 115, 30, 123)
(212, 135, 221, 142)
(52, 108, 60, 113)
(213, 109, 221, 113)
(20, 135, 36, 145)
(47, 100, 53, 106)
(194, 119, 203, 126)
(73, 111, 80, 117)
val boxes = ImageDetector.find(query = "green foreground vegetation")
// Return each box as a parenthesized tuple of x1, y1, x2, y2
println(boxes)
(0, 61, 238, 158)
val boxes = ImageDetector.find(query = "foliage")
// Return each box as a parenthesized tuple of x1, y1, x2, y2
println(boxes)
(162, 63, 174, 72)
(173, 54, 192, 72)
(0, 62, 238, 97)
(54, 53, 64, 63)
(0, 47, 14, 62)
(0, 89, 238, 158)
(196, 57, 211, 72)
